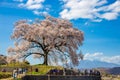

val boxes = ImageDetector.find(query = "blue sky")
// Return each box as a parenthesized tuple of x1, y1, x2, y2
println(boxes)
(0, 0, 120, 65)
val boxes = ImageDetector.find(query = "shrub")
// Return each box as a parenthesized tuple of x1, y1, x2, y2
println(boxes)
(0, 72, 12, 79)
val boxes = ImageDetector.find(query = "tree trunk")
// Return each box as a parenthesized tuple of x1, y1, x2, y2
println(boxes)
(43, 54, 48, 65)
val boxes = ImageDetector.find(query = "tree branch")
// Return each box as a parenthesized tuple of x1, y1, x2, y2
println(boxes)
(23, 37, 45, 51)
(23, 52, 44, 61)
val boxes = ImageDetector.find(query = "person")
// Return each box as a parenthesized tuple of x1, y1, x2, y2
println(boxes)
(18, 68, 22, 74)
(23, 68, 27, 75)
(90, 69, 93, 75)
(2, 68, 6, 72)
(13, 69, 17, 80)
(84, 69, 88, 75)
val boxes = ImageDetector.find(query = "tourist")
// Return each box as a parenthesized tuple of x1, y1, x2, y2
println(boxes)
(18, 68, 22, 74)
(13, 68, 17, 80)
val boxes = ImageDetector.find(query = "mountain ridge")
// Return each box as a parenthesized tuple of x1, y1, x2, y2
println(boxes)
(77, 60, 120, 69)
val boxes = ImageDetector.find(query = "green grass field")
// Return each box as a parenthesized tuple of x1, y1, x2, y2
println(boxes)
(27, 64, 63, 75)
(0, 63, 63, 79)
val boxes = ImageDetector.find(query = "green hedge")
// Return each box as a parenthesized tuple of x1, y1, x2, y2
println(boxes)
(0, 72, 12, 79)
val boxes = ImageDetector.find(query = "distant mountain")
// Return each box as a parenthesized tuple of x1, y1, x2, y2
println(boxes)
(77, 60, 120, 69)
(95, 67, 120, 75)
(108, 67, 120, 75)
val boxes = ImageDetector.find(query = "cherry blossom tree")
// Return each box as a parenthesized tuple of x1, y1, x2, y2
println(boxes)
(8, 16, 84, 65)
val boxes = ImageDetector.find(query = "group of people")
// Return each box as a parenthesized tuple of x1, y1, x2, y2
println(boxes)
(12, 68, 27, 80)
(47, 68, 101, 76)
(84, 69, 101, 76)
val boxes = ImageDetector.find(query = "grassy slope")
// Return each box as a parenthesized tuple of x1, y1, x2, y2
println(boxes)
(27, 64, 63, 75)
(0, 63, 63, 75)
(0, 62, 29, 68)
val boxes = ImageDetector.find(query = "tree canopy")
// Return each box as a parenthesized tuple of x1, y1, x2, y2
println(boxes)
(8, 16, 84, 66)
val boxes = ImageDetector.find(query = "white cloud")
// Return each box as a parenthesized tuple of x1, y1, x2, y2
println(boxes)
(84, 52, 103, 61)
(33, 10, 41, 15)
(19, 0, 45, 10)
(13, 0, 23, 2)
(16, 0, 50, 16)
(84, 52, 120, 65)
(33, 10, 48, 15)
(101, 12, 118, 20)
(60, 0, 120, 22)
